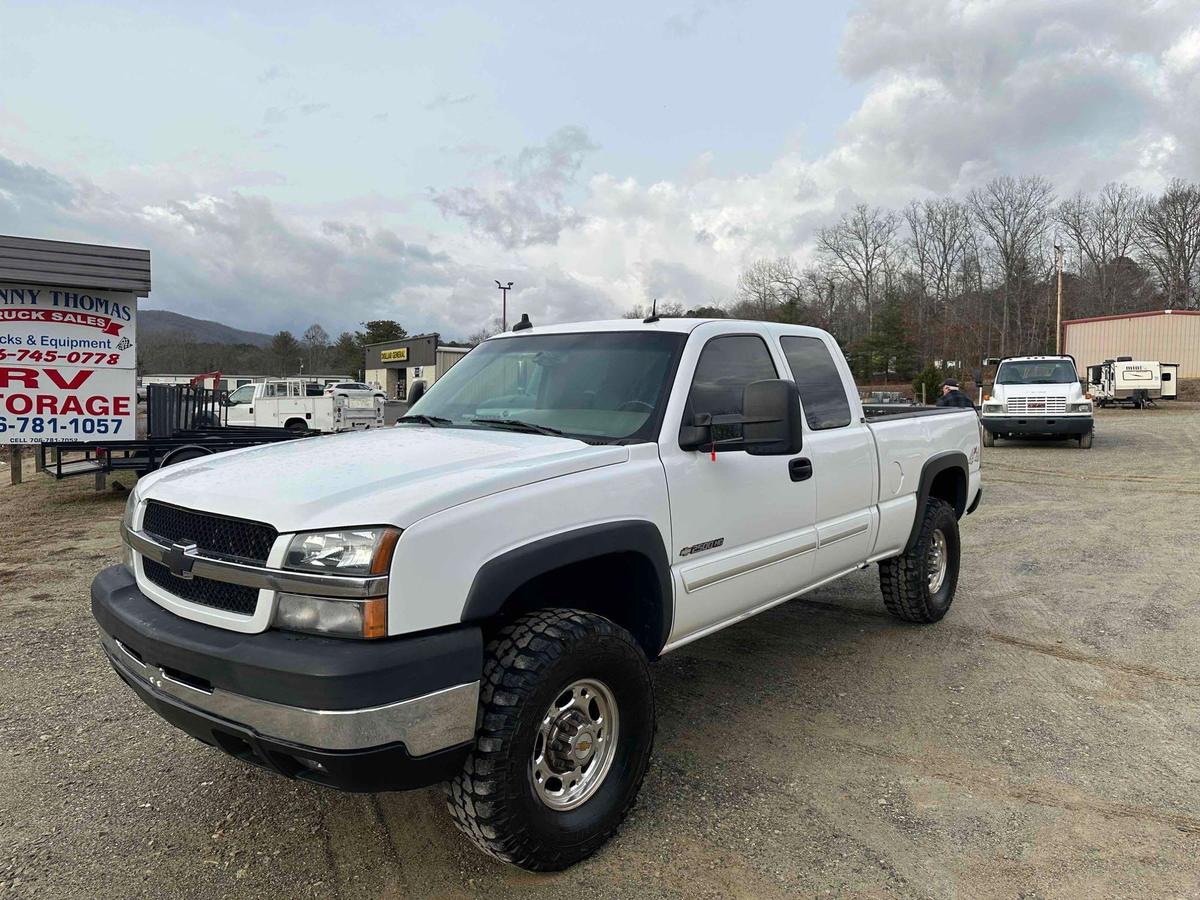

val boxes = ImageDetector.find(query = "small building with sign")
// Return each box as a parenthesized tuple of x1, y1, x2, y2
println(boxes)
(364, 333, 469, 400)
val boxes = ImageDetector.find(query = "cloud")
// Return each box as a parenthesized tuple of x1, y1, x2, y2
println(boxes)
(257, 65, 287, 83)
(423, 92, 477, 110)
(5, 0, 1200, 340)
(299, 102, 330, 116)
(431, 126, 598, 249)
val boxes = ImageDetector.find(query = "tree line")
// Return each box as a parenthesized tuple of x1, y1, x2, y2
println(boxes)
(628, 177, 1200, 385)
(137, 320, 412, 379)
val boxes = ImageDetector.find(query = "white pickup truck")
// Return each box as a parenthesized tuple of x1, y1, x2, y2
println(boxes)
(92, 318, 982, 871)
(223, 379, 384, 433)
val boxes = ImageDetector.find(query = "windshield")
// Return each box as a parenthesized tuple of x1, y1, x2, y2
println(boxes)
(405, 331, 687, 442)
(996, 360, 1078, 385)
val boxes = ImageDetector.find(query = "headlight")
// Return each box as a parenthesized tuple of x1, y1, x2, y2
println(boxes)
(983, 403, 1003, 413)
(121, 491, 138, 570)
(122, 489, 138, 530)
(1072, 402, 1092, 413)
(274, 593, 388, 639)
(284, 527, 401, 576)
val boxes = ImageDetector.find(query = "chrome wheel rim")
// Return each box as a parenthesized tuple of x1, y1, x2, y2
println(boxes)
(530, 678, 619, 811)
(927, 529, 948, 594)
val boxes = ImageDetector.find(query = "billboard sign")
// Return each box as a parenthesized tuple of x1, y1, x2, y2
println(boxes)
(0, 284, 137, 444)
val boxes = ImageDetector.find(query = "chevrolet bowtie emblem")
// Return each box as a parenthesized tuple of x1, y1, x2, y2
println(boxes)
(163, 542, 198, 579)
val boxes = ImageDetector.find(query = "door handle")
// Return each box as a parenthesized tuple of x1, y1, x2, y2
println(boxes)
(789, 457, 813, 482)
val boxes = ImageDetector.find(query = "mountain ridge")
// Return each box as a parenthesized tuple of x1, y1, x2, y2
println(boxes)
(139, 310, 273, 347)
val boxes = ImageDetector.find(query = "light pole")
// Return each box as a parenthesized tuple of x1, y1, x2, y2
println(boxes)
(495, 280, 513, 331)
(1054, 244, 1064, 354)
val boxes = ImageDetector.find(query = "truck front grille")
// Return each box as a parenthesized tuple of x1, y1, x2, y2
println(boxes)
(142, 502, 277, 564)
(142, 559, 259, 615)
(1005, 396, 1067, 415)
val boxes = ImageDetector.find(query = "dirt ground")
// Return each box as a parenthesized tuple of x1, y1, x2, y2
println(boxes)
(2, 404, 1199, 899)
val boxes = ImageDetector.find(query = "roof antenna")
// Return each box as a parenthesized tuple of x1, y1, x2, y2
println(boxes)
(643, 298, 660, 324)
(512, 312, 533, 332)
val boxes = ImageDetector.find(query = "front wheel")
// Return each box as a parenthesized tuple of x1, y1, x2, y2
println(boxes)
(878, 498, 960, 623)
(1078, 429, 1093, 449)
(982, 429, 995, 447)
(445, 609, 655, 871)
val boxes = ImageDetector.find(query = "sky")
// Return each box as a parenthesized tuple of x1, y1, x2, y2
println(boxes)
(1, 0, 1199, 340)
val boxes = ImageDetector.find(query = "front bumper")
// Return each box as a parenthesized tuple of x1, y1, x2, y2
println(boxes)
(981, 415, 1092, 436)
(91, 565, 480, 792)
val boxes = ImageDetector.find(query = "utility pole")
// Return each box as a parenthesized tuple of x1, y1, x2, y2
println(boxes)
(1054, 244, 1064, 354)
(495, 280, 514, 331)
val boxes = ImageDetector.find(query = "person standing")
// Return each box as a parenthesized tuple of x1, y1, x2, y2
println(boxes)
(935, 378, 976, 409)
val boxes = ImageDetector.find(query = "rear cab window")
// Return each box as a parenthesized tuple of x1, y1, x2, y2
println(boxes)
(779, 336, 852, 429)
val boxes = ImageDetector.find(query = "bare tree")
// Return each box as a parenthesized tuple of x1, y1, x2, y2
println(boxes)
(816, 204, 899, 332)
(1056, 183, 1145, 314)
(301, 323, 330, 373)
(968, 176, 1055, 354)
(904, 198, 973, 361)
(1136, 179, 1200, 309)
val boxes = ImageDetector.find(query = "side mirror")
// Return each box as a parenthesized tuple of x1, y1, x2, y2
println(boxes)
(743, 379, 804, 456)
(407, 380, 427, 405)
(679, 379, 803, 455)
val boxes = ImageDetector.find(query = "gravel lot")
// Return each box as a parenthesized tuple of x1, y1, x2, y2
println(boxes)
(3, 405, 1199, 899)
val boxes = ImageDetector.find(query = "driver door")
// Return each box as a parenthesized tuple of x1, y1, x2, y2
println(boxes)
(659, 326, 817, 645)
(224, 385, 255, 426)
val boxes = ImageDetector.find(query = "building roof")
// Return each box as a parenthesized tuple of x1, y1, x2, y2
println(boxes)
(1062, 309, 1200, 326)
(0, 234, 151, 296)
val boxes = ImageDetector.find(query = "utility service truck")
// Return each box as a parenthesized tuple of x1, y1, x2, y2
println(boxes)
(92, 317, 982, 871)
(224, 379, 384, 433)
(980, 355, 1094, 448)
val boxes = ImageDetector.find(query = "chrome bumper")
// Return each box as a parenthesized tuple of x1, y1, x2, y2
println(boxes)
(100, 628, 479, 756)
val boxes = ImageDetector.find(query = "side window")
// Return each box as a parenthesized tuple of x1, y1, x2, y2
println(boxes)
(781, 336, 852, 429)
(227, 385, 254, 405)
(682, 334, 777, 446)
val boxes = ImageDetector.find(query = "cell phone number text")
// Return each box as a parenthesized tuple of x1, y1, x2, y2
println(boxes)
(0, 416, 125, 435)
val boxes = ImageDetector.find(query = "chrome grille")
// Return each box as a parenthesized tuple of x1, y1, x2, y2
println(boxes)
(142, 502, 276, 564)
(139, 502, 276, 616)
(1004, 396, 1067, 415)
(142, 559, 259, 615)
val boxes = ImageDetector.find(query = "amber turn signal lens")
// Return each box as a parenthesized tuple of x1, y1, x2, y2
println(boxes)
(362, 596, 388, 639)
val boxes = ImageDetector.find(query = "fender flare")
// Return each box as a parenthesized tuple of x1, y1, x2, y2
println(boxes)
(460, 520, 673, 654)
(904, 451, 969, 553)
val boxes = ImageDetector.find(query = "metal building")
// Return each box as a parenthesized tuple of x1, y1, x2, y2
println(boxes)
(364, 333, 469, 400)
(1062, 310, 1200, 377)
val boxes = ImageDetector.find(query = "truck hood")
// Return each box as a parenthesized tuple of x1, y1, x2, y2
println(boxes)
(137, 426, 629, 532)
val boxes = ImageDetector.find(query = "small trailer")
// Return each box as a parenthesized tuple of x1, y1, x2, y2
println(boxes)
(1160, 362, 1180, 400)
(37, 383, 318, 483)
(1087, 358, 1163, 408)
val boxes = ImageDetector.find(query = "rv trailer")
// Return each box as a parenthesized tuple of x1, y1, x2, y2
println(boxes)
(1088, 358, 1163, 408)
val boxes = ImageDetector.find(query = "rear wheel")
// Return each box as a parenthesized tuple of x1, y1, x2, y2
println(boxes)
(879, 498, 960, 624)
(284, 418, 308, 434)
(445, 609, 655, 871)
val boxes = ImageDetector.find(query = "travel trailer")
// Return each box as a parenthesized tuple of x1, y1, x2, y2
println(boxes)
(1087, 358, 1163, 408)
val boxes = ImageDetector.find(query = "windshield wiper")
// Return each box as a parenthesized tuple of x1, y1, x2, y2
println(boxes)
(396, 414, 453, 426)
(470, 417, 565, 436)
